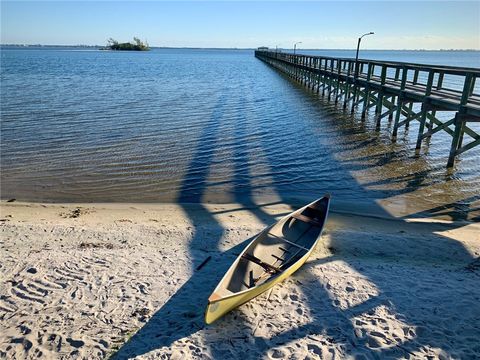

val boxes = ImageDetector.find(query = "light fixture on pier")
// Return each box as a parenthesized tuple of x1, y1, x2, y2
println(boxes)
(355, 32, 374, 63)
(294, 41, 302, 55)
(355, 32, 374, 78)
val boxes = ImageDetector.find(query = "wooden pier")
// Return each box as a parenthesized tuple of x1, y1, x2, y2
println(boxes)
(255, 50, 480, 168)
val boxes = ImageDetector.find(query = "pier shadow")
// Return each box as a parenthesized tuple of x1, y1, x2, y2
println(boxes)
(111, 237, 251, 359)
(253, 215, 479, 358)
(113, 90, 289, 359)
(274, 61, 480, 222)
(112, 93, 232, 359)
(113, 60, 478, 359)
(403, 194, 480, 222)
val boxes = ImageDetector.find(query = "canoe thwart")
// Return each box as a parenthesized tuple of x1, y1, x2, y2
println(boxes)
(241, 253, 282, 274)
(292, 213, 323, 227)
(269, 233, 310, 251)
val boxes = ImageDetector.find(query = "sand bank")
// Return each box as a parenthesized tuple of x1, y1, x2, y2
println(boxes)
(0, 201, 479, 359)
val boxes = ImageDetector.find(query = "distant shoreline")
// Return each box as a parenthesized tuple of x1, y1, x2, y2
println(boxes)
(1, 44, 479, 52)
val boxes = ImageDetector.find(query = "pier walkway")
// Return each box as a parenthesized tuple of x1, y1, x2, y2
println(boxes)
(255, 50, 480, 168)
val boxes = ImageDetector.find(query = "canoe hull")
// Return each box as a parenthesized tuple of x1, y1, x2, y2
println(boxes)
(205, 250, 311, 324)
(205, 195, 330, 324)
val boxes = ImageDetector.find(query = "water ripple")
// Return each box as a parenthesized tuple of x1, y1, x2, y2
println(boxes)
(1, 48, 479, 219)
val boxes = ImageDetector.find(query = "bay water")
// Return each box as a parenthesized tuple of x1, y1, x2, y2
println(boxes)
(1, 48, 479, 220)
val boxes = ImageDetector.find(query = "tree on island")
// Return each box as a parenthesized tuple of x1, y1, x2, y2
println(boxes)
(105, 37, 149, 51)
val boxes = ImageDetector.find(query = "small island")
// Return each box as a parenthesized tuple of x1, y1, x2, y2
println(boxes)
(102, 37, 149, 51)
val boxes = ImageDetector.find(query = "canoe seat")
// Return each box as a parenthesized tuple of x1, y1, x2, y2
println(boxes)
(269, 233, 309, 251)
(292, 213, 323, 227)
(241, 253, 281, 274)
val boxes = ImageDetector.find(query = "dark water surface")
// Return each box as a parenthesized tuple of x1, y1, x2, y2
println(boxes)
(1, 48, 479, 219)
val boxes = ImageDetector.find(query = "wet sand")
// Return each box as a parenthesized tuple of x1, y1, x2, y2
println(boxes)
(0, 201, 479, 359)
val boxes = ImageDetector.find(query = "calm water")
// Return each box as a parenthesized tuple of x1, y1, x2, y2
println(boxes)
(1, 48, 479, 219)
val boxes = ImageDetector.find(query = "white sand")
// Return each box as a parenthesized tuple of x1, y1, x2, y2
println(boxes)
(0, 201, 479, 359)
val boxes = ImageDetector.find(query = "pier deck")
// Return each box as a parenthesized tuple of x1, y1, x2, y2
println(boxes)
(255, 50, 480, 168)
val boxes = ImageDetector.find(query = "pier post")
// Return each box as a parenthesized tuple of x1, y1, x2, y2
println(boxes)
(375, 65, 388, 130)
(328, 59, 334, 101)
(335, 60, 341, 104)
(391, 66, 408, 142)
(446, 73, 475, 167)
(361, 63, 373, 119)
(447, 113, 464, 168)
(350, 61, 361, 114)
(316, 58, 320, 93)
(415, 71, 435, 154)
(294, 55, 298, 80)
(344, 61, 353, 109)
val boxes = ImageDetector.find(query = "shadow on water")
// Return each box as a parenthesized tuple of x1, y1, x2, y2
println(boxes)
(113, 89, 285, 359)
(112, 92, 233, 358)
(281, 63, 480, 222)
(113, 61, 478, 358)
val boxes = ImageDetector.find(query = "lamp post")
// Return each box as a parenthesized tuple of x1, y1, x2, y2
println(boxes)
(351, 32, 374, 114)
(275, 44, 281, 58)
(355, 32, 374, 77)
(293, 41, 302, 55)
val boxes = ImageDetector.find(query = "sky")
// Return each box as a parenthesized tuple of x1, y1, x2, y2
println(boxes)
(1, 1, 479, 49)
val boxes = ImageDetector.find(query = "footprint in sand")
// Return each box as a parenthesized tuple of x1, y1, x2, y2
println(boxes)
(135, 282, 150, 295)
(10, 280, 47, 305)
(8, 259, 95, 307)
(43, 333, 63, 352)
(80, 255, 111, 269)
(10, 337, 33, 352)
(66, 338, 85, 348)
(69, 286, 83, 300)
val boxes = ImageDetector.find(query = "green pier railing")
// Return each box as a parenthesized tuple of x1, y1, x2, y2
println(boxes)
(255, 50, 480, 168)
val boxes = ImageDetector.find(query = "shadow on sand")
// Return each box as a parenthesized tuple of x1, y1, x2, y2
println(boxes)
(113, 62, 479, 359)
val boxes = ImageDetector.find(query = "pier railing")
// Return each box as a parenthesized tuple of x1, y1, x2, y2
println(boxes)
(255, 50, 480, 168)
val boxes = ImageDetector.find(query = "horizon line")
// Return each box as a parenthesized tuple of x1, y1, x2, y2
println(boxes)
(1, 44, 479, 52)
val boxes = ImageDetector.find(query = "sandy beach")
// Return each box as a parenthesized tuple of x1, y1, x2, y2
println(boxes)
(2, 1, 480, 359)
(0, 200, 479, 359)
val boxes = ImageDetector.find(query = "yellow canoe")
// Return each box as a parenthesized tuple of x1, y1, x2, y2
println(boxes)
(205, 195, 331, 324)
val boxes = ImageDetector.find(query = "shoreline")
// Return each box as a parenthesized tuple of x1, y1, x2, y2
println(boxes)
(1, 200, 478, 358)
(1, 198, 477, 225)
